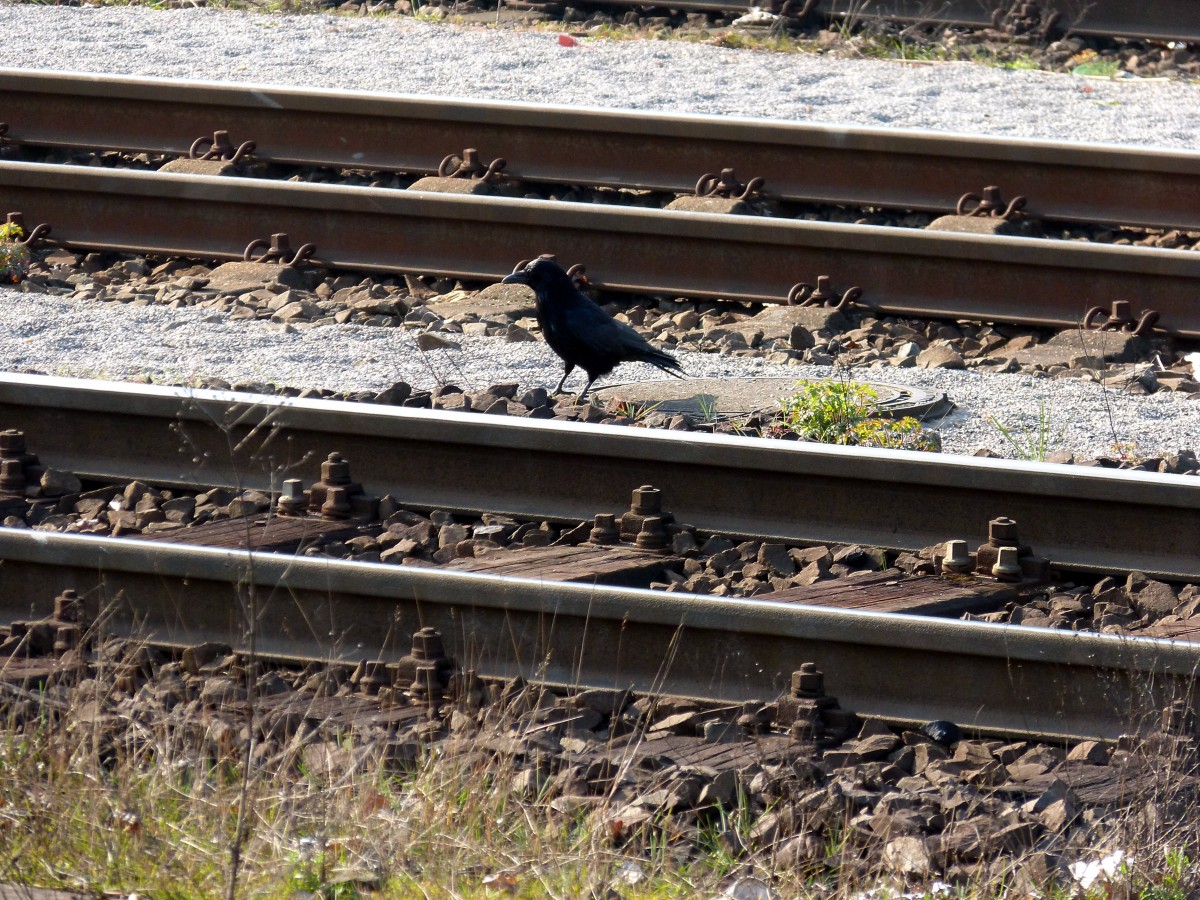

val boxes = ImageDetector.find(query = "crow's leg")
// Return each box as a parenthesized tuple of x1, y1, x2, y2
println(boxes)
(553, 364, 575, 395)
(577, 376, 598, 403)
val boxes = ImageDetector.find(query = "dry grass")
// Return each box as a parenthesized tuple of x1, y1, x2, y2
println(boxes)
(0, 646, 1198, 900)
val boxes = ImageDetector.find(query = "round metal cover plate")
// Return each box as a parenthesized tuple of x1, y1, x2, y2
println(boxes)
(592, 377, 952, 420)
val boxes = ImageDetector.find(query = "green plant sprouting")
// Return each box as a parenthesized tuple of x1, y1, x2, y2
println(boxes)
(775, 379, 939, 451)
(0, 221, 31, 284)
(986, 400, 1070, 462)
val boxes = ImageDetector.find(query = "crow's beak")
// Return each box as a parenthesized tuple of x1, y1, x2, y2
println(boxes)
(501, 271, 530, 285)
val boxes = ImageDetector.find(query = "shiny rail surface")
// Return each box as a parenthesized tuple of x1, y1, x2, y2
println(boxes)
(5, 69, 1200, 231)
(6, 161, 1200, 334)
(0, 373, 1198, 581)
(0, 528, 1196, 740)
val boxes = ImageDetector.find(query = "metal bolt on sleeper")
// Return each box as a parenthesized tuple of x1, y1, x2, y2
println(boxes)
(635, 515, 669, 551)
(589, 513, 619, 545)
(991, 546, 1022, 581)
(941, 540, 973, 574)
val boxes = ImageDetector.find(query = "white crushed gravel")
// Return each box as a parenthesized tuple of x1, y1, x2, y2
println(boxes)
(3, 5, 1200, 147)
(2, 4, 1199, 460)
(1, 287, 1196, 460)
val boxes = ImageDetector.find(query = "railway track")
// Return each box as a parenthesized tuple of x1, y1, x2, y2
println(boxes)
(0, 373, 1197, 740)
(1, 373, 1196, 580)
(5, 71, 1200, 337)
(6, 69, 1200, 231)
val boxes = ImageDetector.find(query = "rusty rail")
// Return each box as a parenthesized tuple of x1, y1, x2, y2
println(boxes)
(0, 373, 1198, 581)
(6, 161, 1200, 334)
(5, 69, 1200, 231)
(1, 527, 1197, 741)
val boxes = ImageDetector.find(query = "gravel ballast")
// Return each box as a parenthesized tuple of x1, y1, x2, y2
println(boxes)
(3, 5, 1200, 147)
(3, 5, 1200, 461)
(1, 286, 1196, 460)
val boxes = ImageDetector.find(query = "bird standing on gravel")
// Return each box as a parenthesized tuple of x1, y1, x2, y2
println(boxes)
(502, 257, 686, 401)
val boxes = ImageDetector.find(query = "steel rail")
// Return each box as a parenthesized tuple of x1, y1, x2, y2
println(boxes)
(0, 373, 1198, 581)
(0, 528, 1196, 740)
(6, 161, 1200, 334)
(5, 69, 1200, 232)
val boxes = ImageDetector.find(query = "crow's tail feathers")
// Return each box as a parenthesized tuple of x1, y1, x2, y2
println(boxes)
(644, 348, 687, 380)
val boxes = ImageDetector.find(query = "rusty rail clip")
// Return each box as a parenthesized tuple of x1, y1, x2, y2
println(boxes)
(1083, 300, 1159, 337)
(243, 233, 316, 269)
(438, 148, 507, 184)
(695, 168, 765, 202)
(513, 254, 589, 288)
(956, 185, 1027, 220)
(4, 212, 52, 248)
(992, 1, 1060, 38)
(189, 130, 257, 164)
(787, 275, 861, 310)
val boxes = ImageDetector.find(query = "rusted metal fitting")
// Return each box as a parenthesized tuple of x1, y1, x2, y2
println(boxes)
(242, 232, 317, 269)
(940, 539, 973, 574)
(438, 148, 507, 184)
(991, 546, 1022, 581)
(320, 485, 352, 520)
(189, 130, 256, 164)
(395, 626, 455, 707)
(1161, 699, 1197, 737)
(1082, 300, 1159, 337)
(53, 588, 85, 623)
(787, 275, 862, 310)
(775, 663, 854, 744)
(619, 484, 676, 542)
(307, 452, 376, 519)
(275, 478, 306, 516)
(956, 185, 1027, 221)
(631, 485, 662, 516)
(53, 624, 81, 657)
(791, 662, 825, 698)
(0, 429, 44, 505)
(992, 1, 1061, 38)
(635, 515, 669, 551)
(5, 211, 52, 247)
(989, 517, 1019, 546)
(588, 512, 619, 545)
(357, 660, 392, 695)
(975, 516, 1050, 582)
(0, 458, 25, 497)
(694, 168, 765, 202)
(0, 429, 25, 457)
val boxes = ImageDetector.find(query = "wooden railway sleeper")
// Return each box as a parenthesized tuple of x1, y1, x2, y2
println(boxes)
(1083, 299, 1160, 337)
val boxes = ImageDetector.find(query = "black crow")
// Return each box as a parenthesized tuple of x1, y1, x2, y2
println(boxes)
(502, 257, 685, 401)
